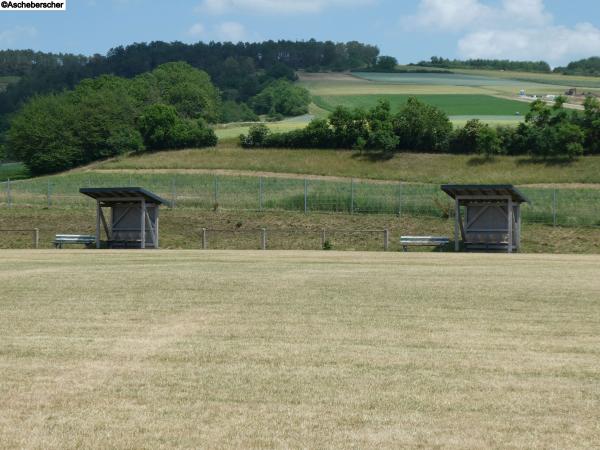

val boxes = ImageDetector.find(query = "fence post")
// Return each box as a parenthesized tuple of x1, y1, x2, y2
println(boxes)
(259, 177, 263, 211)
(552, 189, 557, 227)
(33, 228, 39, 249)
(6, 178, 11, 208)
(171, 178, 176, 209)
(350, 178, 354, 214)
(201, 228, 207, 249)
(214, 176, 219, 207)
(260, 228, 267, 250)
(321, 229, 326, 249)
(397, 182, 402, 217)
(47, 180, 52, 208)
(304, 178, 308, 214)
(384, 229, 389, 251)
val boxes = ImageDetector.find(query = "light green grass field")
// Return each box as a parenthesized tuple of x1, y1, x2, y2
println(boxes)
(312, 94, 530, 116)
(95, 146, 600, 185)
(1, 250, 599, 448)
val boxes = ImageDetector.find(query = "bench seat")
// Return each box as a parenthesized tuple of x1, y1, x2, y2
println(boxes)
(400, 236, 450, 252)
(53, 234, 96, 249)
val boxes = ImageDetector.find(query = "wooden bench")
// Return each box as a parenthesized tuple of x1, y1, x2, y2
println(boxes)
(400, 236, 450, 252)
(53, 234, 96, 249)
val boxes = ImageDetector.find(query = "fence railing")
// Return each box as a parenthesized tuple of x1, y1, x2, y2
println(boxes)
(200, 227, 391, 251)
(2, 174, 600, 228)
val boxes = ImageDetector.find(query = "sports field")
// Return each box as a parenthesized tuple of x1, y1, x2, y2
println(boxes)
(1, 250, 598, 448)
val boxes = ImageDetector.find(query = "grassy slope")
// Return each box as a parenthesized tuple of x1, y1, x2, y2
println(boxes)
(313, 94, 530, 115)
(96, 146, 600, 185)
(1, 250, 599, 448)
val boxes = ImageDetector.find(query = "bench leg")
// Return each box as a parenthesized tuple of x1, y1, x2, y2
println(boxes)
(402, 245, 408, 252)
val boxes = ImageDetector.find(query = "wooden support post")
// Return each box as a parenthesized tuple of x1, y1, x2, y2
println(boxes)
(321, 229, 326, 249)
(155, 206, 160, 248)
(260, 228, 267, 250)
(202, 228, 207, 249)
(95, 200, 101, 249)
(33, 228, 39, 249)
(454, 198, 460, 252)
(99, 208, 111, 241)
(140, 199, 146, 249)
(507, 198, 513, 254)
(384, 229, 389, 251)
(145, 209, 157, 248)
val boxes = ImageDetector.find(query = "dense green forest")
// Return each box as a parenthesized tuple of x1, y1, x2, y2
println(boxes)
(414, 56, 551, 73)
(0, 40, 379, 128)
(553, 57, 600, 76)
(6, 62, 223, 175)
(241, 96, 600, 161)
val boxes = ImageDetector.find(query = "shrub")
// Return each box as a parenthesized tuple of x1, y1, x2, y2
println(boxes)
(250, 79, 310, 117)
(394, 97, 452, 152)
(220, 100, 258, 123)
(240, 123, 270, 148)
(138, 104, 216, 150)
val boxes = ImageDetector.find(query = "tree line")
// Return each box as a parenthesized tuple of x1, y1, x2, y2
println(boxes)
(414, 56, 551, 73)
(241, 96, 600, 160)
(553, 57, 600, 76)
(0, 40, 379, 130)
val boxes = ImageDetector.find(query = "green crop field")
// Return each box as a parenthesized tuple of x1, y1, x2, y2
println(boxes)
(312, 94, 530, 116)
(1, 250, 599, 448)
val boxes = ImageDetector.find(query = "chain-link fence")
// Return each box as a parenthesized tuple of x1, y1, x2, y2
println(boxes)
(1, 173, 599, 228)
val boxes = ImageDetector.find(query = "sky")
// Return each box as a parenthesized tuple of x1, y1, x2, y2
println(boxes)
(1, 0, 600, 66)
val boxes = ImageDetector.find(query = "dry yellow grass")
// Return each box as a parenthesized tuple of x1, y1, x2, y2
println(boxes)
(1, 250, 599, 448)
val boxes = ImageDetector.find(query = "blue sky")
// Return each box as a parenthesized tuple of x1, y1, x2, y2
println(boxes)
(1, 0, 599, 66)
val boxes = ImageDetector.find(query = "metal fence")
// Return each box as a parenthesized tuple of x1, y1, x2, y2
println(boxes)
(1, 174, 599, 228)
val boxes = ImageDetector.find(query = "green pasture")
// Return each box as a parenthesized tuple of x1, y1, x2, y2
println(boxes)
(312, 94, 530, 116)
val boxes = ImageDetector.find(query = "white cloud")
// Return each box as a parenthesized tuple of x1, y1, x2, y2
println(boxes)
(215, 21, 246, 42)
(404, 0, 551, 32)
(404, 0, 598, 65)
(459, 23, 600, 65)
(187, 22, 205, 37)
(0, 26, 38, 47)
(404, 0, 492, 32)
(197, 0, 373, 15)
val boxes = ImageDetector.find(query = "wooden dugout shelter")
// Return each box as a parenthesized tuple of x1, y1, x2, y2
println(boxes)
(441, 184, 530, 253)
(80, 187, 169, 249)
